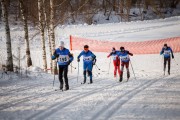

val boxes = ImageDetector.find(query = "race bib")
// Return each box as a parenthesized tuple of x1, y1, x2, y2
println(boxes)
(164, 50, 171, 55)
(58, 55, 69, 62)
(83, 56, 92, 61)
(120, 55, 129, 61)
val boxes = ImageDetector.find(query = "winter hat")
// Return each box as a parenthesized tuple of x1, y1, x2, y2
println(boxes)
(84, 45, 89, 48)
(60, 41, 64, 47)
(164, 43, 167, 47)
(112, 47, 115, 52)
(120, 46, 125, 51)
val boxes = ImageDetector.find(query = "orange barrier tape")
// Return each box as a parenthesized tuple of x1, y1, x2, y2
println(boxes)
(70, 35, 180, 54)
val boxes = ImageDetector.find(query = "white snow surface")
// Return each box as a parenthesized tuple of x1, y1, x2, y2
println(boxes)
(0, 16, 180, 120)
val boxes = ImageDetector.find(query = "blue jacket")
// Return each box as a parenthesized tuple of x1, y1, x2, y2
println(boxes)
(160, 47, 174, 58)
(117, 50, 133, 62)
(52, 48, 73, 65)
(78, 50, 96, 64)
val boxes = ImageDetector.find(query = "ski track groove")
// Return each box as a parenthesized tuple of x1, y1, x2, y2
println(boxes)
(0, 76, 77, 96)
(0, 76, 103, 111)
(25, 77, 123, 120)
(91, 75, 170, 120)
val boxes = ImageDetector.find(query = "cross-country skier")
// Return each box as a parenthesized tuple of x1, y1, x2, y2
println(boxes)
(77, 45, 96, 84)
(160, 43, 174, 75)
(51, 41, 74, 90)
(117, 46, 133, 82)
(107, 47, 121, 78)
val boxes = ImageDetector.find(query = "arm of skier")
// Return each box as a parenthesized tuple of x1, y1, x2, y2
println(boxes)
(51, 49, 59, 60)
(77, 51, 83, 62)
(160, 48, 164, 55)
(170, 48, 174, 59)
(107, 52, 112, 58)
(127, 51, 133, 56)
(68, 52, 74, 65)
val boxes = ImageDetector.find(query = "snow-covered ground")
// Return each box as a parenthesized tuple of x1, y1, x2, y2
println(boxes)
(0, 16, 180, 120)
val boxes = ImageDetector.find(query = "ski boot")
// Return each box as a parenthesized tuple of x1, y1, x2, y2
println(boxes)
(119, 75, 123, 82)
(60, 84, 63, 90)
(65, 85, 69, 91)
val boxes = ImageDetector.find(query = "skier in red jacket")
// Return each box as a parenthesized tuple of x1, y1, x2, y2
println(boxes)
(107, 47, 121, 78)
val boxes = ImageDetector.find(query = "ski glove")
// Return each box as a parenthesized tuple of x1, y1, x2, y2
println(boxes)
(77, 58, 80, 62)
(172, 55, 174, 59)
(67, 61, 71, 65)
(51, 55, 56, 60)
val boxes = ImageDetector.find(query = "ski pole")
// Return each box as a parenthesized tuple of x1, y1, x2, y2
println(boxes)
(53, 61, 58, 87)
(130, 60, 136, 80)
(77, 62, 79, 83)
(70, 64, 76, 69)
(173, 58, 178, 65)
(108, 57, 111, 74)
(95, 64, 100, 70)
(94, 64, 100, 75)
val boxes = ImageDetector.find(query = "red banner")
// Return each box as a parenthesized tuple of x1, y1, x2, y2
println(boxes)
(70, 35, 180, 54)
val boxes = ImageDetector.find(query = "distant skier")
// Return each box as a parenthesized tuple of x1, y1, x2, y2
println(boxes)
(160, 43, 174, 75)
(107, 47, 121, 78)
(117, 46, 133, 82)
(51, 41, 74, 90)
(77, 45, 96, 84)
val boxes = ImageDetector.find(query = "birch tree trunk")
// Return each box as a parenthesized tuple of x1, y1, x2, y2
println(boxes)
(43, 0, 53, 73)
(19, 0, 32, 67)
(38, 0, 47, 71)
(50, 0, 57, 74)
(1, 0, 13, 71)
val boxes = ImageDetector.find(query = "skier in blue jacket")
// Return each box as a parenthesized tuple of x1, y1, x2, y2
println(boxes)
(160, 43, 174, 75)
(117, 46, 133, 82)
(52, 41, 74, 90)
(77, 45, 96, 84)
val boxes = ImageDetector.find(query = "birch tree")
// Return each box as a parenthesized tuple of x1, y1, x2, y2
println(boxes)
(38, 0, 47, 71)
(1, 0, 13, 71)
(50, 0, 56, 74)
(43, 0, 53, 73)
(19, 0, 32, 67)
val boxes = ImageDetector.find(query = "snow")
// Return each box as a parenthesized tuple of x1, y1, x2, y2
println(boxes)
(0, 16, 180, 120)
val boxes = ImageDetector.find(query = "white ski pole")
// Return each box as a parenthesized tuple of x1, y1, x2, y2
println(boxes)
(130, 60, 136, 80)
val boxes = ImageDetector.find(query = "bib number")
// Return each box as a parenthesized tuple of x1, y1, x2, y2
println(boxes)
(58, 55, 69, 62)
(83, 56, 92, 61)
(164, 50, 170, 55)
(121, 55, 129, 61)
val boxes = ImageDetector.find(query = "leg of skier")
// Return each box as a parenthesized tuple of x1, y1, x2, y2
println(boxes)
(168, 58, 171, 75)
(164, 58, 167, 75)
(64, 66, 69, 90)
(113, 61, 117, 77)
(120, 63, 124, 82)
(87, 63, 93, 84)
(126, 62, 130, 79)
(58, 66, 64, 90)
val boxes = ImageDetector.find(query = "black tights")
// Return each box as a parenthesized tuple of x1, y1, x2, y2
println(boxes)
(58, 65, 69, 89)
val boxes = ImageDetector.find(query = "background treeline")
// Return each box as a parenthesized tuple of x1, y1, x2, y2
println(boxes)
(1, 0, 180, 25)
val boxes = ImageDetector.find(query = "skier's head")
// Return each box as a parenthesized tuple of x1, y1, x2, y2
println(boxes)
(164, 43, 168, 49)
(84, 45, 89, 52)
(59, 41, 64, 50)
(112, 47, 116, 53)
(120, 46, 125, 52)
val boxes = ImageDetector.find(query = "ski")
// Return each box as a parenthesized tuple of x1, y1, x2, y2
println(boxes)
(55, 89, 63, 92)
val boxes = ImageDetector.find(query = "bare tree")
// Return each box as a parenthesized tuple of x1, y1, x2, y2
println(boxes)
(43, 0, 53, 73)
(38, 0, 47, 71)
(19, 0, 32, 67)
(1, 0, 13, 71)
